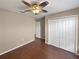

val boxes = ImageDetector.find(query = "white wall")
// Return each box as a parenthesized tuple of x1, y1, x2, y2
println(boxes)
(0, 9, 35, 54)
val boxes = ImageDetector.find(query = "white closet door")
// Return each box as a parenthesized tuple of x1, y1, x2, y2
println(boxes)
(48, 20, 60, 47)
(59, 17, 76, 53)
(48, 16, 77, 53)
(35, 22, 41, 38)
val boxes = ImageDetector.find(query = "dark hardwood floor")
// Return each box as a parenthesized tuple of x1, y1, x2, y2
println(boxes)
(0, 38, 79, 59)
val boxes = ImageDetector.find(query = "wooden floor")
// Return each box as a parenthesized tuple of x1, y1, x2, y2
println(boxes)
(0, 38, 79, 59)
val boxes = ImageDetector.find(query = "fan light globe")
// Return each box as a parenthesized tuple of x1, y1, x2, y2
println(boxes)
(31, 4, 41, 14)
(32, 9, 40, 14)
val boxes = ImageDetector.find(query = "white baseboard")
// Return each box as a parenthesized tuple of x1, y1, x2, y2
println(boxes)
(0, 40, 34, 56)
(76, 53, 79, 56)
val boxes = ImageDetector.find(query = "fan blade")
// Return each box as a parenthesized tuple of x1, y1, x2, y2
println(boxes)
(42, 10, 48, 13)
(20, 10, 30, 13)
(22, 0, 31, 7)
(39, 1, 49, 7)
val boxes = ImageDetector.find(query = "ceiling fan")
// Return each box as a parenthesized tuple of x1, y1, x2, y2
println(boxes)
(21, 0, 49, 15)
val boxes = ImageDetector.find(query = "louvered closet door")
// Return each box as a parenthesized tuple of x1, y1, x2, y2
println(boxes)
(48, 16, 77, 53)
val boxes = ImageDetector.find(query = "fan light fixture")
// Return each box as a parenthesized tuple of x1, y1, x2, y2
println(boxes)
(31, 4, 41, 14)
(21, 0, 49, 15)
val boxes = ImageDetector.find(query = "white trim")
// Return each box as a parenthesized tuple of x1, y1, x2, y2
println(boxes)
(76, 53, 79, 56)
(75, 15, 78, 54)
(47, 15, 78, 20)
(0, 40, 34, 56)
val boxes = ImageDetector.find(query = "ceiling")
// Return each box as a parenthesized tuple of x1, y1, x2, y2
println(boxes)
(0, 0, 79, 18)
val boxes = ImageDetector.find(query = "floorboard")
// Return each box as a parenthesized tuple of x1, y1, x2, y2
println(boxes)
(0, 38, 79, 59)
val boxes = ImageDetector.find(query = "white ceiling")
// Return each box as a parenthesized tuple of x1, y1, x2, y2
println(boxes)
(0, 0, 79, 18)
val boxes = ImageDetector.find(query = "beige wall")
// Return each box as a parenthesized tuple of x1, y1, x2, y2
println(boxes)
(40, 17, 45, 39)
(45, 8, 79, 54)
(0, 9, 35, 54)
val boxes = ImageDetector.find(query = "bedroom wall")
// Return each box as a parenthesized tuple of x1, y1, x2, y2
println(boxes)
(40, 17, 45, 39)
(0, 9, 35, 55)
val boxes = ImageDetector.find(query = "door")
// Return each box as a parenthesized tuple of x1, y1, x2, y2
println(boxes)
(35, 21, 41, 38)
(48, 16, 77, 53)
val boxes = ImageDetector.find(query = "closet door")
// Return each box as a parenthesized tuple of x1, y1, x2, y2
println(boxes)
(35, 22, 41, 38)
(48, 16, 77, 53)
(48, 20, 60, 47)
(59, 17, 76, 53)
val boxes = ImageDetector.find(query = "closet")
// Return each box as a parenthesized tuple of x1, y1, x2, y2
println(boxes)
(35, 21, 41, 38)
(48, 16, 78, 53)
